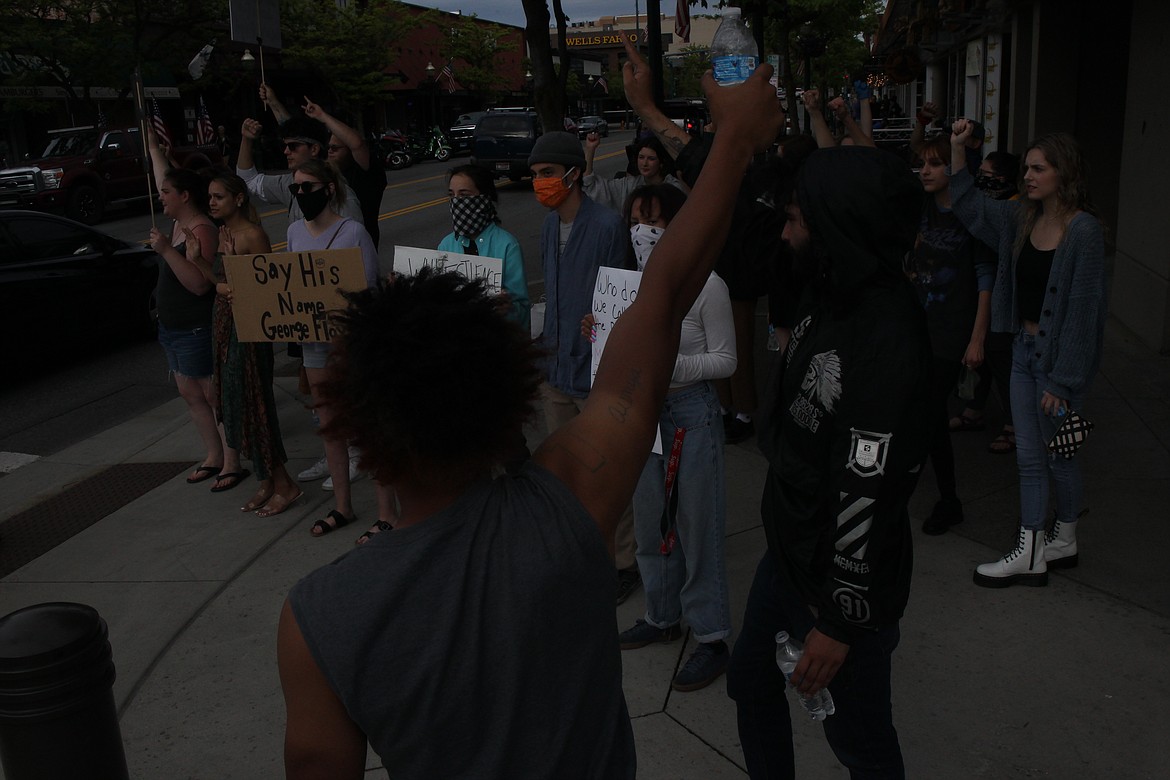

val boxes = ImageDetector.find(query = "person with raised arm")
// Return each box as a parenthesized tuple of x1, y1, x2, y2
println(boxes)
(276, 51, 784, 780)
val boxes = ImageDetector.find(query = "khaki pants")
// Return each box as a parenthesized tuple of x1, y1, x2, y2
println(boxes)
(540, 382, 636, 570)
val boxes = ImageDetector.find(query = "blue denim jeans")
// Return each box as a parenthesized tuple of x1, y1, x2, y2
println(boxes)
(632, 381, 732, 643)
(727, 554, 904, 780)
(1011, 332, 1084, 531)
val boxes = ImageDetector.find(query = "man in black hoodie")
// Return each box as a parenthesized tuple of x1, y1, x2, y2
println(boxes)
(727, 146, 931, 779)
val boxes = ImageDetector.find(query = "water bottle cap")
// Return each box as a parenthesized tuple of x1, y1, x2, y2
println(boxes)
(724, 7, 742, 17)
(774, 631, 789, 643)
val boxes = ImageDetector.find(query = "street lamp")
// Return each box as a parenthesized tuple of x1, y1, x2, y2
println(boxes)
(424, 61, 437, 128)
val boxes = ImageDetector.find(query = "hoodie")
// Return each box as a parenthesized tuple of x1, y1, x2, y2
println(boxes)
(757, 147, 932, 644)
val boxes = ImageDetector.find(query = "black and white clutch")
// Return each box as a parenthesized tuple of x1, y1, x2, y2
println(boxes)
(1048, 411, 1094, 460)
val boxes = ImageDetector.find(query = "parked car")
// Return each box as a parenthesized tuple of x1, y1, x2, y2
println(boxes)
(576, 115, 609, 138)
(448, 111, 488, 154)
(0, 210, 159, 360)
(562, 117, 579, 135)
(471, 111, 545, 181)
(0, 125, 221, 225)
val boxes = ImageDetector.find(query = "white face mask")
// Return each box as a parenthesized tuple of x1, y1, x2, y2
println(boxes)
(629, 223, 664, 271)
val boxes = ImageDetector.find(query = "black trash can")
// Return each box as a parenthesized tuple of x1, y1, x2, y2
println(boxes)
(0, 602, 129, 779)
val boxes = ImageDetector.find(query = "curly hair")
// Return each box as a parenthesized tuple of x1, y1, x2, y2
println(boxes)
(619, 184, 687, 270)
(318, 269, 543, 487)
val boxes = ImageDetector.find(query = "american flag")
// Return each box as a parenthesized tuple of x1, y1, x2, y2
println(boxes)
(440, 62, 458, 94)
(596, 75, 609, 94)
(195, 96, 215, 146)
(150, 98, 172, 148)
(675, 0, 691, 43)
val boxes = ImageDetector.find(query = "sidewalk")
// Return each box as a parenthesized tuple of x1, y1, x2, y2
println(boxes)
(1, 318, 1168, 779)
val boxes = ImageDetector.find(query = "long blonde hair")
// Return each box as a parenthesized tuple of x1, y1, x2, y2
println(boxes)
(1014, 132, 1097, 253)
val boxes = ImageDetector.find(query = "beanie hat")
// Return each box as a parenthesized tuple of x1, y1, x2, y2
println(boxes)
(527, 131, 586, 169)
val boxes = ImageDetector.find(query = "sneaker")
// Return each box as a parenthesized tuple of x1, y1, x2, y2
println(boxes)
(615, 566, 642, 605)
(618, 619, 682, 650)
(297, 455, 330, 482)
(725, 417, 755, 445)
(921, 498, 963, 535)
(322, 455, 362, 491)
(672, 641, 729, 692)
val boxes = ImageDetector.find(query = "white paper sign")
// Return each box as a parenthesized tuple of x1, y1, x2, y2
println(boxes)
(589, 266, 661, 454)
(392, 245, 503, 294)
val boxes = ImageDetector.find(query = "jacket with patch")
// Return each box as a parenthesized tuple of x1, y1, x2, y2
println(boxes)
(757, 147, 932, 645)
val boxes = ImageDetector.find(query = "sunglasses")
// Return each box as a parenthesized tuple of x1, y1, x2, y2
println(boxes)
(282, 141, 307, 152)
(326, 144, 345, 152)
(288, 181, 325, 196)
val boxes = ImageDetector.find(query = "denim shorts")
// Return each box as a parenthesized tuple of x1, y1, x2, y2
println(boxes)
(158, 324, 213, 378)
(301, 342, 332, 370)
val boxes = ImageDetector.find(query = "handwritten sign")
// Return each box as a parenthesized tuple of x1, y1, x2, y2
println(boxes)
(223, 248, 368, 343)
(392, 245, 503, 294)
(589, 267, 661, 454)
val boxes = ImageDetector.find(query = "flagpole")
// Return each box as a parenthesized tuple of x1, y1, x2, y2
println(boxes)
(255, 0, 267, 85)
(133, 68, 157, 229)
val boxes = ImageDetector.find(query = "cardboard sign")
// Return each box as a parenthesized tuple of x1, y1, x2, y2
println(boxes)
(223, 248, 368, 342)
(392, 245, 503, 294)
(588, 266, 661, 454)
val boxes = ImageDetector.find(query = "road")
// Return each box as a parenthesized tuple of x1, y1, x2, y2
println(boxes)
(0, 132, 635, 466)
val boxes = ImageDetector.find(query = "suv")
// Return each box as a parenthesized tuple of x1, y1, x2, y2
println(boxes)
(470, 111, 544, 181)
(448, 111, 487, 155)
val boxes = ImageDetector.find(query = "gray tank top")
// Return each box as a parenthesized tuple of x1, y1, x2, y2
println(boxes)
(288, 462, 636, 779)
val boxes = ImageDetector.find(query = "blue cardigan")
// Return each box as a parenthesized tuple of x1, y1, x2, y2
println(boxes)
(948, 167, 1107, 398)
(539, 195, 628, 397)
(439, 222, 531, 330)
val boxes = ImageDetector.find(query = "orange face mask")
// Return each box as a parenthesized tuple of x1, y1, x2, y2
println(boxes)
(533, 167, 576, 209)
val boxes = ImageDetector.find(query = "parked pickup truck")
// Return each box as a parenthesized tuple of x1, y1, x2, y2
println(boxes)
(0, 126, 220, 225)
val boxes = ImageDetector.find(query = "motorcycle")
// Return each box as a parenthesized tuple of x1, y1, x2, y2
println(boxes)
(406, 126, 453, 163)
(378, 129, 412, 170)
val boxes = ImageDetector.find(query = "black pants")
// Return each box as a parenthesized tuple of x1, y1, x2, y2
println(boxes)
(928, 357, 962, 502)
(727, 554, 905, 779)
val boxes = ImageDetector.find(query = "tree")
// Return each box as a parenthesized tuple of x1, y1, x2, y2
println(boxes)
(0, 0, 225, 118)
(280, 0, 419, 122)
(439, 14, 519, 106)
(667, 45, 711, 98)
(520, 0, 570, 134)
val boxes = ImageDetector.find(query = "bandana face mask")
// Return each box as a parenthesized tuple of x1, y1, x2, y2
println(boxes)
(533, 167, 576, 209)
(630, 223, 664, 271)
(450, 194, 498, 240)
(974, 173, 1013, 200)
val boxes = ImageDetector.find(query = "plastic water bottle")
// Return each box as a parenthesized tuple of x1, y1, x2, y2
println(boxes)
(775, 631, 836, 721)
(711, 8, 758, 86)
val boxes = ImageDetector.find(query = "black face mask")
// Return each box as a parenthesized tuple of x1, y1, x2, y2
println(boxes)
(975, 173, 1014, 200)
(295, 187, 331, 221)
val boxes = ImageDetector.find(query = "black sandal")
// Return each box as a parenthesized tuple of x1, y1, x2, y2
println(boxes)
(310, 510, 354, 537)
(356, 520, 393, 546)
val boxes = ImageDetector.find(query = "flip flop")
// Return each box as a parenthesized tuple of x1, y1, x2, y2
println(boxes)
(256, 489, 305, 518)
(356, 520, 393, 545)
(241, 487, 275, 513)
(988, 429, 1017, 454)
(210, 469, 251, 493)
(311, 510, 355, 537)
(186, 464, 222, 484)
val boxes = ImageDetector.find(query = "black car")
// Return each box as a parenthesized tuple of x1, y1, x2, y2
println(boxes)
(1, 210, 159, 357)
(471, 111, 545, 181)
(448, 111, 488, 155)
(577, 115, 609, 138)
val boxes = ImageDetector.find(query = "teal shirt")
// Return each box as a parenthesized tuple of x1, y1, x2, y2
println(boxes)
(439, 222, 531, 331)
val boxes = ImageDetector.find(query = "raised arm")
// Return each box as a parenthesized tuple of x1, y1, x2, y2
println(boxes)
(534, 56, 784, 538)
(260, 82, 292, 125)
(803, 90, 836, 149)
(303, 97, 370, 170)
(910, 101, 938, 155)
(236, 118, 260, 173)
(145, 126, 171, 191)
(830, 97, 874, 148)
(948, 119, 1018, 249)
(622, 37, 693, 160)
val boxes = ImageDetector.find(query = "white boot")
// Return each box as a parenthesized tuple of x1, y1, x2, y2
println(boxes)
(974, 526, 1048, 588)
(1044, 520, 1078, 569)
